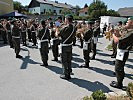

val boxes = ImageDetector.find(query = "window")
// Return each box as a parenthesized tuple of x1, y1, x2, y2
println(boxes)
(49, 9, 51, 12)
(44, 9, 46, 14)
(54, 10, 56, 13)
(85, 12, 87, 14)
(34, 9, 35, 11)
(59, 10, 62, 14)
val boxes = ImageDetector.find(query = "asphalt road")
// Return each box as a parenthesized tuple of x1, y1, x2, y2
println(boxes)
(0, 37, 132, 100)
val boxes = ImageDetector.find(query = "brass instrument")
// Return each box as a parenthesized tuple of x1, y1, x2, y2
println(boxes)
(55, 23, 66, 37)
(105, 31, 113, 41)
(76, 23, 87, 39)
(105, 25, 129, 41)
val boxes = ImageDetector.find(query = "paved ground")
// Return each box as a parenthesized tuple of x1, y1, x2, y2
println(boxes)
(0, 37, 132, 100)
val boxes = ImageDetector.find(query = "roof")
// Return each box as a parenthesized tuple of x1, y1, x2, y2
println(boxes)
(118, 7, 133, 17)
(29, 0, 75, 9)
(79, 7, 89, 13)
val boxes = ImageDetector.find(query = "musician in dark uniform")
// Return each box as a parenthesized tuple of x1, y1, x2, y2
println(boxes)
(0, 19, 7, 44)
(73, 21, 78, 46)
(21, 21, 27, 46)
(111, 21, 123, 58)
(12, 19, 22, 58)
(37, 20, 51, 67)
(31, 20, 37, 46)
(6, 20, 13, 48)
(50, 25, 59, 61)
(110, 17, 133, 89)
(57, 14, 76, 80)
(27, 20, 32, 42)
(80, 21, 93, 68)
(91, 20, 100, 60)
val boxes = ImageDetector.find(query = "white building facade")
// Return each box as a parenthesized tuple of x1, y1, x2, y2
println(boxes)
(28, 0, 76, 15)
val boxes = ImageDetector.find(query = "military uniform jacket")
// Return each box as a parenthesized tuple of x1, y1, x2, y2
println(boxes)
(50, 28, 59, 45)
(12, 25, 20, 37)
(6, 23, 11, 32)
(93, 26, 100, 37)
(118, 30, 133, 50)
(37, 27, 50, 41)
(59, 24, 76, 44)
(30, 25, 36, 33)
(83, 28, 93, 42)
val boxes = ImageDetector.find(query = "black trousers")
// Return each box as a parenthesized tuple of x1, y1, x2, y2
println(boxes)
(51, 39, 59, 59)
(61, 46, 72, 76)
(91, 43, 97, 58)
(7, 32, 13, 47)
(27, 29, 32, 41)
(115, 52, 129, 85)
(39, 42, 49, 64)
(12, 38, 20, 55)
(1, 30, 7, 43)
(31, 32, 37, 45)
(21, 32, 27, 45)
(83, 44, 91, 65)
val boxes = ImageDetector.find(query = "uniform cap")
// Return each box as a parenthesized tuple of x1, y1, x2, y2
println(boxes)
(128, 16, 133, 21)
(41, 20, 46, 25)
(88, 20, 94, 24)
(48, 17, 52, 20)
(65, 14, 73, 19)
(95, 20, 100, 23)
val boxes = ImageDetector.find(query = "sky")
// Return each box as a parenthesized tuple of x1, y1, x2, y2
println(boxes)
(14, 0, 133, 11)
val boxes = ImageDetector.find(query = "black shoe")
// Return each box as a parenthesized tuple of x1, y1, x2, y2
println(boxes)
(113, 72, 116, 75)
(70, 72, 74, 75)
(44, 62, 48, 67)
(113, 61, 115, 64)
(110, 81, 123, 89)
(60, 75, 71, 80)
(52, 58, 58, 61)
(32, 44, 36, 46)
(23, 44, 27, 46)
(40, 64, 45, 66)
(110, 54, 114, 56)
(90, 57, 95, 60)
(111, 56, 116, 58)
(73, 44, 76, 46)
(80, 64, 89, 68)
(16, 55, 23, 58)
(10, 46, 13, 48)
(40, 63, 48, 67)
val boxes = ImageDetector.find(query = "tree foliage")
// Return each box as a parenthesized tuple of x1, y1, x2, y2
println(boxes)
(61, 8, 72, 15)
(13, 1, 23, 12)
(75, 5, 81, 16)
(106, 9, 120, 17)
(13, 1, 28, 13)
(88, 0, 120, 19)
(88, 0, 107, 19)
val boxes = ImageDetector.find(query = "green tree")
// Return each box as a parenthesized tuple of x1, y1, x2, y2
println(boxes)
(75, 5, 81, 16)
(13, 1, 23, 13)
(88, 0, 107, 19)
(61, 8, 72, 15)
(106, 9, 120, 17)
